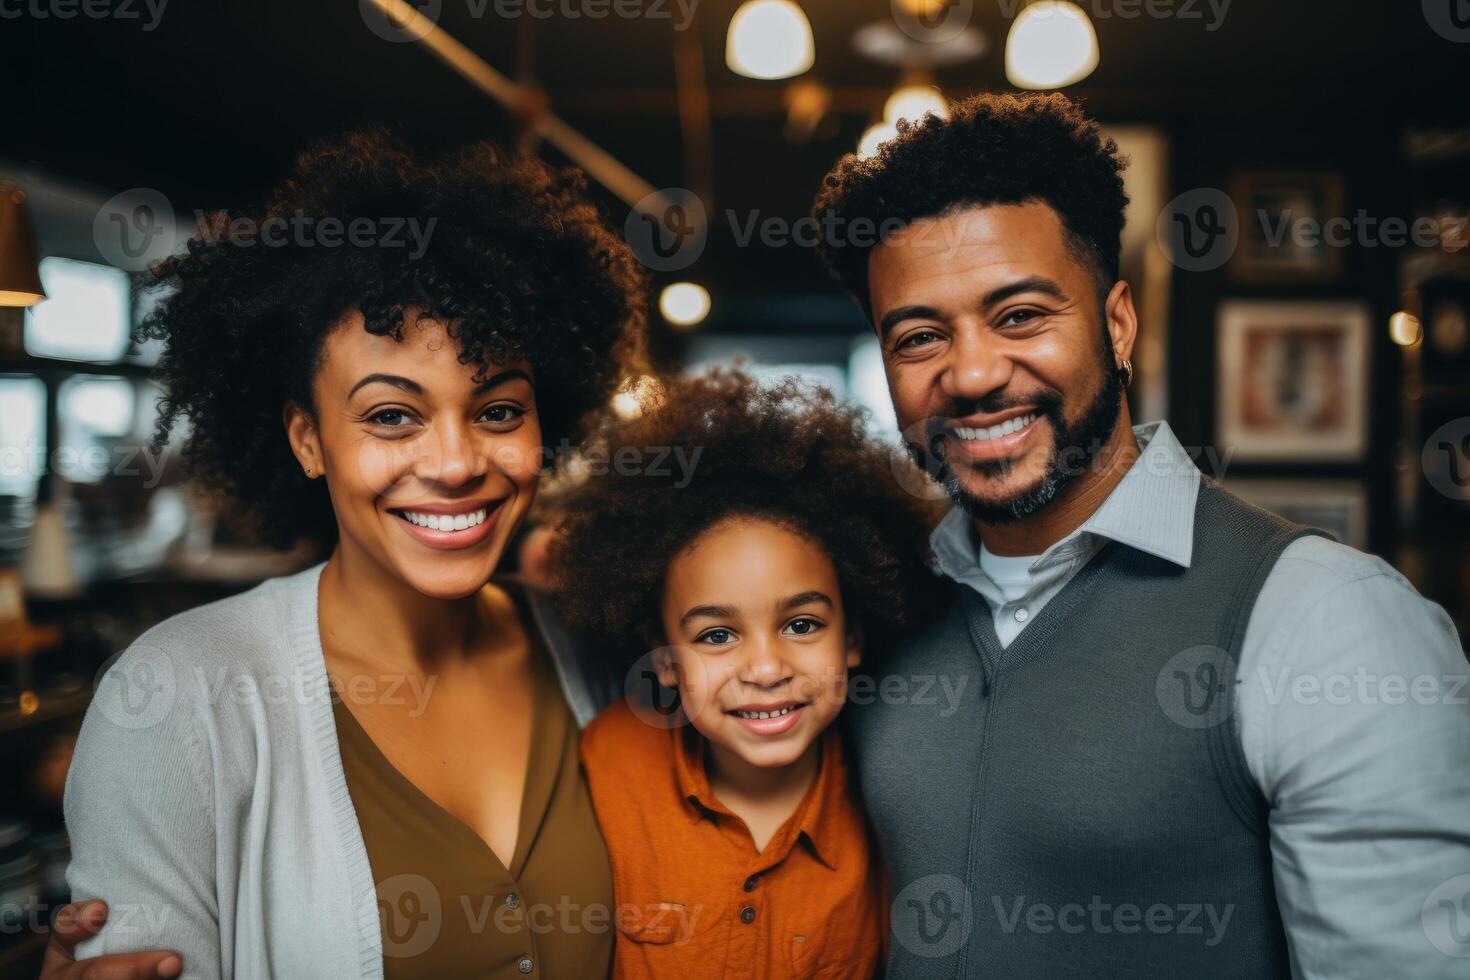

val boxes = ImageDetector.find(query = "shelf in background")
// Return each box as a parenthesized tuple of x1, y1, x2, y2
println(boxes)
(0, 353, 154, 379)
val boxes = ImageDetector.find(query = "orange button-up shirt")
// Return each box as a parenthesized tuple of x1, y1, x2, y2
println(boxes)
(580, 701, 887, 979)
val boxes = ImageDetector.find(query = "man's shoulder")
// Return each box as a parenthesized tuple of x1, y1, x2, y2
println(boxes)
(1266, 535, 1413, 606)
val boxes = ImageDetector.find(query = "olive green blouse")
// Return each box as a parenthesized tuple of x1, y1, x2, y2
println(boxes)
(331, 582, 615, 980)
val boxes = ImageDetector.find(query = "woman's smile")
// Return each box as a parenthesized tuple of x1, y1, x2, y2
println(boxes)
(387, 499, 506, 550)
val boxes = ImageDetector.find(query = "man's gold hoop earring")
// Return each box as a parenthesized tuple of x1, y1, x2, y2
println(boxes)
(1118, 358, 1134, 387)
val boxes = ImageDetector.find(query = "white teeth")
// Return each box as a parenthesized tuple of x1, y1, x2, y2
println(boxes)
(400, 508, 488, 532)
(734, 705, 798, 720)
(953, 413, 1036, 442)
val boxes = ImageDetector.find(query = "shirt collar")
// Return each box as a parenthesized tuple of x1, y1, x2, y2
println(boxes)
(930, 420, 1201, 577)
(672, 718, 848, 871)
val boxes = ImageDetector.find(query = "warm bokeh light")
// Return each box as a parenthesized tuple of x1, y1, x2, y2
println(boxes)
(612, 374, 664, 420)
(1389, 310, 1423, 347)
(883, 84, 949, 126)
(726, 0, 815, 80)
(1005, 0, 1099, 90)
(659, 281, 711, 328)
(858, 121, 900, 159)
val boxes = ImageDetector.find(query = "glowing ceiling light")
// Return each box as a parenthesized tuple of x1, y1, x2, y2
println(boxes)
(858, 121, 900, 159)
(1005, 1, 1099, 90)
(659, 282, 711, 328)
(883, 83, 949, 125)
(727, 0, 815, 80)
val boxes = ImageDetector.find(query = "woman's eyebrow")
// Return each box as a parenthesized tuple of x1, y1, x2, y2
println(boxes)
(348, 373, 422, 398)
(777, 590, 833, 612)
(680, 603, 737, 627)
(474, 368, 533, 394)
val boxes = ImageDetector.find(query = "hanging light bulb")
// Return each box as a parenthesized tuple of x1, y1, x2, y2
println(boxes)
(659, 282, 711, 328)
(1005, 0, 1099, 90)
(726, 0, 815, 80)
(858, 121, 901, 159)
(883, 83, 949, 126)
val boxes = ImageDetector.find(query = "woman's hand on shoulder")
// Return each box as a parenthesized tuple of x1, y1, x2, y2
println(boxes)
(40, 900, 182, 979)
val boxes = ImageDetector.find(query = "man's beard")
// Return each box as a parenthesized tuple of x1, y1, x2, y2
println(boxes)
(906, 361, 1124, 525)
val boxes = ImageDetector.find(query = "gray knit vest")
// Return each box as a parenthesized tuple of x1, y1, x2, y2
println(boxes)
(848, 481, 1322, 979)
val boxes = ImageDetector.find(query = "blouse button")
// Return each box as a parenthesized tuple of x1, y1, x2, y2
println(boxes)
(743, 875, 760, 892)
(740, 905, 757, 924)
(1013, 607, 1030, 623)
(517, 956, 534, 974)
(504, 892, 521, 910)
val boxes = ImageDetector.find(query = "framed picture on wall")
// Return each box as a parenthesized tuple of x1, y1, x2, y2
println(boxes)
(1216, 300, 1370, 462)
(1225, 478, 1369, 550)
(1229, 172, 1345, 283)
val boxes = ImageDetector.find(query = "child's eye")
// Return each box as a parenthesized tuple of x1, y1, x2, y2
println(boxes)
(695, 628, 736, 646)
(783, 617, 824, 636)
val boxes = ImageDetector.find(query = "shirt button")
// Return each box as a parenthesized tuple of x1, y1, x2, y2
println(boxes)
(1013, 607, 1030, 623)
(740, 905, 757, 924)
(517, 956, 534, 974)
(743, 875, 760, 892)
(504, 892, 521, 910)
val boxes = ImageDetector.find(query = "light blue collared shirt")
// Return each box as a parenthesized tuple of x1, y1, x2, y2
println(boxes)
(931, 420, 1470, 979)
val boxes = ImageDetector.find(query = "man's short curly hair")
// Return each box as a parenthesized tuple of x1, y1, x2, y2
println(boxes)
(550, 369, 938, 663)
(138, 129, 647, 548)
(813, 92, 1128, 307)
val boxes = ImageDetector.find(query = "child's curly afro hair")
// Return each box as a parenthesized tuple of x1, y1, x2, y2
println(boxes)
(138, 129, 647, 547)
(550, 368, 940, 663)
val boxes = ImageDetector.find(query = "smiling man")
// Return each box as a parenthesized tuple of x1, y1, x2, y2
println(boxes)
(814, 92, 1470, 979)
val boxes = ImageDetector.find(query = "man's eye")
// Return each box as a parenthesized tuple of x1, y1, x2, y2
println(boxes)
(783, 617, 822, 636)
(1000, 309, 1039, 327)
(697, 628, 735, 645)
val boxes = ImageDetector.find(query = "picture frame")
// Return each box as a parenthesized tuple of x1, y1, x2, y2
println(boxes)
(1229, 171, 1345, 283)
(1225, 478, 1369, 551)
(1216, 299, 1370, 462)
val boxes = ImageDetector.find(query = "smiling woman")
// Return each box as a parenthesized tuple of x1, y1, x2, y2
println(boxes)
(50, 131, 647, 980)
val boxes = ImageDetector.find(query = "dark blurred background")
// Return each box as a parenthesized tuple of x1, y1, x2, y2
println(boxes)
(1, 0, 1468, 971)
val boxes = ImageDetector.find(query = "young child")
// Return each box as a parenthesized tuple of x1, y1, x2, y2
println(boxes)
(552, 369, 935, 979)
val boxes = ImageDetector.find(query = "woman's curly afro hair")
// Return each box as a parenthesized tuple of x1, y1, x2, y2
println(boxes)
(812, 91, 1128, 308)
(550, 369, 939, 664)
(138, 129, 647, 547)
